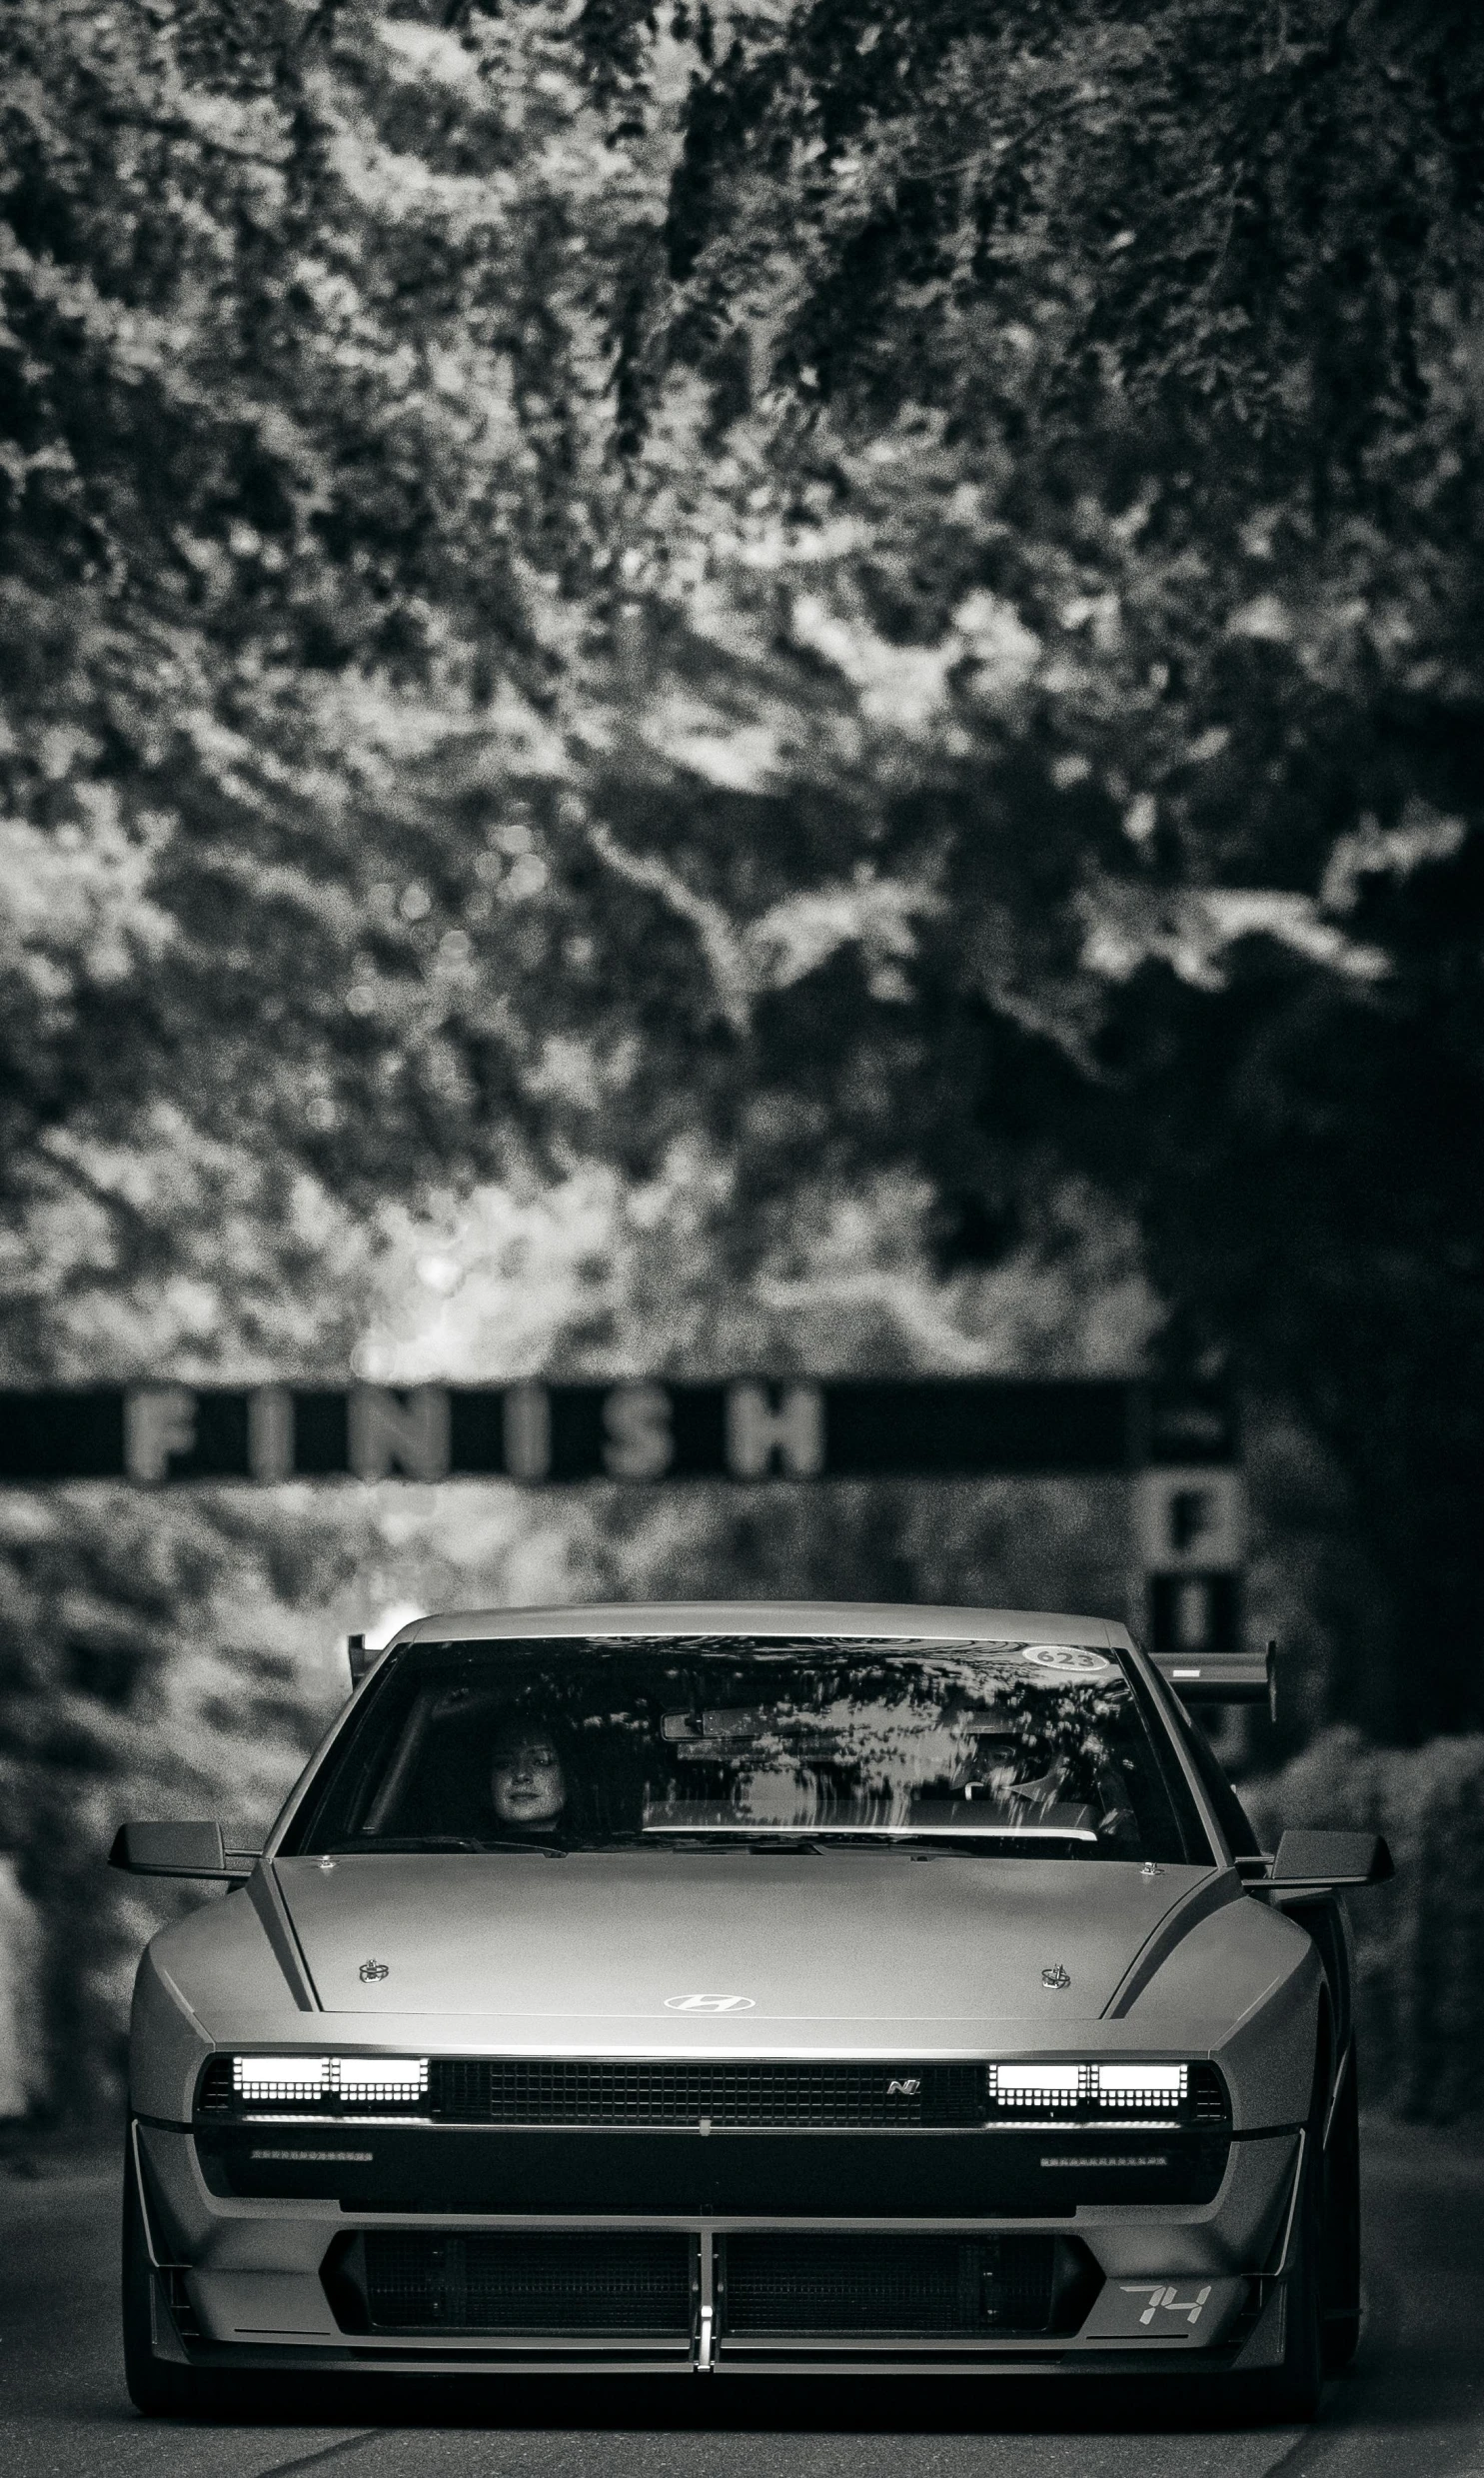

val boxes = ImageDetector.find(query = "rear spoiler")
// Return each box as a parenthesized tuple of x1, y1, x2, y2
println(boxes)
(1151, 1640, 1277, 1720)
(348, 1631, 385, 1687)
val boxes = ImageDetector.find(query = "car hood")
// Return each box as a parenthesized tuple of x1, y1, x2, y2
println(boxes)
(272, 1850, 1228, 2028)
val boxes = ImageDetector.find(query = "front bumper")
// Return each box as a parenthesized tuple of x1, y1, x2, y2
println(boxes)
(133, 2117, 1302, 2378)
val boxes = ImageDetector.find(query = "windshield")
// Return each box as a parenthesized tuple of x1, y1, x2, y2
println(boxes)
(283, 1636, 1210, 1865)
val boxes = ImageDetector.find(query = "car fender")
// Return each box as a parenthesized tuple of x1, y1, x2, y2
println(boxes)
(1124, 1891, 1322, 2130)
(130, 1878, 311, 2123)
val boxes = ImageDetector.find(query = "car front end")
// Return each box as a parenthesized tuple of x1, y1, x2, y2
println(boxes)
(119, 1603, 1358, 2402)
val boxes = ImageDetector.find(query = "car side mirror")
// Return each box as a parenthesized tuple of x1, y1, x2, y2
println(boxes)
(1266, 1829, 1394, 1892)
(108, 1822, 258, 1880)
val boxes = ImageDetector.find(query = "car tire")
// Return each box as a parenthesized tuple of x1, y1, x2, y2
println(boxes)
(121, 2153, 214, 2417)
(1321, 2047, 1362, 2373)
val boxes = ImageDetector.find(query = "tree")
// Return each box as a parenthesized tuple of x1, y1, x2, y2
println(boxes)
(4, 1, 1481, 1731)
(526, 0, 1484, 1735)
(0, 0, 686, 1344)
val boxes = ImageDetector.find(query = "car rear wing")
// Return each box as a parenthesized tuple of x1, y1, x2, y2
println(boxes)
(1150, 1641, 1277, 1718)
(347, 1631, 399, 1686)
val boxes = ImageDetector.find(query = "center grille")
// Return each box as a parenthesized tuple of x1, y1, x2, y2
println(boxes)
(345, 2230, 693, 2334)
(428, 2059, 986, 2127)
(721, 2232, 1093, 2337)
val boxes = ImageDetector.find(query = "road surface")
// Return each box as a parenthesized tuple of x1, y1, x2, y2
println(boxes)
(3, 2120, 1481, 2478)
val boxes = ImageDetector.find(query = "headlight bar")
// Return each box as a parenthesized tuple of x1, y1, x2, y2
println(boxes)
(986, 2062, 1194, 2118)
(229, 2055, 429, 2108)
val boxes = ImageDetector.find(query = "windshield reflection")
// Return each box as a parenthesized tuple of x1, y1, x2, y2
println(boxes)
(289, 1637, 1208, 1867)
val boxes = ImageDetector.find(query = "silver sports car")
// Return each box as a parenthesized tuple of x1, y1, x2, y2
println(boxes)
(113, 1601, 1391, 2419)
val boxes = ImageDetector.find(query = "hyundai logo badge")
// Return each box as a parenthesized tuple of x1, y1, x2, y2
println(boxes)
(664, 1992, 756, 2013)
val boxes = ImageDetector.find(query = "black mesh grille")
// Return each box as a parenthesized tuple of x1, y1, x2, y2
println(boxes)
(361, 2231, 692, 2333)
(430, 2059, 985, 2127)
(722, 2233, 1068, 2336)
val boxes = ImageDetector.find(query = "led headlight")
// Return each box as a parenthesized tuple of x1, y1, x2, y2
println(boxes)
(337, 2057, 428, 2105)
(1095, 2063, 1187, 2109)
(988, 2064, 1088, 2108)
(985, 2061, 1197, 2119)
(224, 2054, 429, 2110)
(233, 2056, 333, 2105)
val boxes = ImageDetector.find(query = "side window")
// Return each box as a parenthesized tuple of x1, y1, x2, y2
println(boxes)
(279, 1659, 416, 1853)
(1174, 1707, 1263, 1860)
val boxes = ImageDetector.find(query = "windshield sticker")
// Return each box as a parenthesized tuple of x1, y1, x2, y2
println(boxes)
(1018, 1645, 1118, 1678)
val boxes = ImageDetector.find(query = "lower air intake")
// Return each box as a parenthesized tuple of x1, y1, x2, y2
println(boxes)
(721, 2232, 1094, 2337)
(354, 2230, 693, 2334)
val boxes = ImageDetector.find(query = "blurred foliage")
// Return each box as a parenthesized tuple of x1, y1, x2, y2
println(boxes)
(581, 0, 1484, 1734)
(0, 1485, 363, 2114)
(1248, 1729, 1484, 2124)
(1, 0, 1479, 1733)
(0, 0, 655, 1328)
(360, 1156, 1160, 1383)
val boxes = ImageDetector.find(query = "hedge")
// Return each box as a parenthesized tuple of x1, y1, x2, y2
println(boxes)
(1245, 1729, 1484, 2124)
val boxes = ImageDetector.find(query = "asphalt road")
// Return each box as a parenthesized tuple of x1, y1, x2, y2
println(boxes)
(3, 2122, 1482, 2478)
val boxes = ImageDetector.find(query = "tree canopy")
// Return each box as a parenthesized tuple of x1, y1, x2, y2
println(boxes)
(2, 0, 1481, 1731)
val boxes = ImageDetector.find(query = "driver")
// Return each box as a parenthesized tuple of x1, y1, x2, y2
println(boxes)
(490, 1716, 569, 1834)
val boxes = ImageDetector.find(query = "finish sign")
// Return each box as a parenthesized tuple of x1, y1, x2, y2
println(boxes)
(0, 1376, 1243, 1656)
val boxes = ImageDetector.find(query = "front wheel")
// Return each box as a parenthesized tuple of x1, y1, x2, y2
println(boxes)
(121, 2152, 215, 2417)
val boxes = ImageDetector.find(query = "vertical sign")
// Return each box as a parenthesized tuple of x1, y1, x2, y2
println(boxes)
(1134, 1465, 1245, 1656)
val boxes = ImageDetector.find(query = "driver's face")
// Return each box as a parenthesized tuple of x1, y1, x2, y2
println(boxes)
(492, 1735, 566, 1825)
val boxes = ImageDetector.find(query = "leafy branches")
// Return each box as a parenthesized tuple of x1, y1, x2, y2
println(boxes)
(1, 0, 1481, 1722)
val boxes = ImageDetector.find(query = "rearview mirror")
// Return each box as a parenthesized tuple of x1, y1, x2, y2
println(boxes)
(108, 1822, 258, 1880)
(1267, 1829, 1394, 1892)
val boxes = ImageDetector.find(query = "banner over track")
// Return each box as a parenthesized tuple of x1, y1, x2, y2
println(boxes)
(0, 1377, 1245, 1660)
(0, 1377, 1233, 1486)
